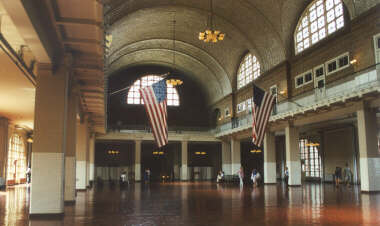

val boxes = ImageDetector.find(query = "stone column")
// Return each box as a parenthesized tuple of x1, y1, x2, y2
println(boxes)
(76, 117, 88, 190)
(231, 139, 241, 174)
(264, 132, 277, 184)
(285, 125, 301, 186)
(134, 140, 141, 182)
(86, 131, 90, 188)
(221, 141, 232, 175)
(357, 106, 380, 192)
(89, 134, 95, 186)
(0, 118, 8, 181)
(30, 62, 69, 215)
(181, 141, 188, 181)
(64, 90, 78, 203)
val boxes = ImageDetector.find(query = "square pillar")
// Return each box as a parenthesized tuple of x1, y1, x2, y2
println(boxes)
(264, 132, 277, 184)
(221, 141, 232, 175)
(76, 117, 89, 190)
(285, 125, 301, 186)
(86, 132, 90, 188)
(357, 106, 380, 192)
(89, 134, 95, 184)
(64, 91, 78, 203)
(231, 139, 241, 174)
(30, 62, 69, 215)
(0, 118, 9, 181)
(134, 140, 141, 182)
(181, 141, 188, 181)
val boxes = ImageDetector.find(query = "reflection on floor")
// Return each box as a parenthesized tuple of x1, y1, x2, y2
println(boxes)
(0, 182, 380, 225)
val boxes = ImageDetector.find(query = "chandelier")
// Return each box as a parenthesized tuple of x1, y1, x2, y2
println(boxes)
(199, 0, 225, 43)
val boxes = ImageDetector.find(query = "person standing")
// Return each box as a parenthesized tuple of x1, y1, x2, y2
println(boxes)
(335, 166, 342, 187)
(284, 167, 289, 187)
(251, 169, 261, 188)
(343, 163, 352, 187)
(237, 166, 244, 187)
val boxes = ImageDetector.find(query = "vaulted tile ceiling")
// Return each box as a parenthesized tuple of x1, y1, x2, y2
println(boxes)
(103, 0, 376, 104)
(38, 0, 378, 133)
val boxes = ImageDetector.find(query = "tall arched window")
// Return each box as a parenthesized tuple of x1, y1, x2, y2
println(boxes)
(237, 53, 261, 89)
(295, 0, 345, 54)
(127, 75, 180, 106)
(7, 134, 26, 184)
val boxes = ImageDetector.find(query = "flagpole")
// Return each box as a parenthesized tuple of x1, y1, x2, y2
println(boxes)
(109, 73, 170, 96)
(253, 83, 304, 108)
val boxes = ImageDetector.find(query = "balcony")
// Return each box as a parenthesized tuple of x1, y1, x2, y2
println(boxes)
(215, 64, 380, 137)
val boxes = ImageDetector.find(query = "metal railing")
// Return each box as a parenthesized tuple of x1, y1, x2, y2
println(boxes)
(215, 64, 380, 135)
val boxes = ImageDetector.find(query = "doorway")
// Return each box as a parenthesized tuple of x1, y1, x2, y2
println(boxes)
(6, 134, 27, 185)
(141, 142, 179, 181)
(241, 141, 263, 184)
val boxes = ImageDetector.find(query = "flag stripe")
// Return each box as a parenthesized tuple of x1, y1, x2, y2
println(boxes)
(146, 88, 166, 146)
(139, 82, 168, 148)
(256, 94, 272, 142)
(252, 85, 275, 147)
(256, 94, 275, 146)
(140, 88, 163, 146)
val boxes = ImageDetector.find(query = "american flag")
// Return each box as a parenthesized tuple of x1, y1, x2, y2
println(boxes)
(139, 79, 168, 147)
(252, 84, 275, 147)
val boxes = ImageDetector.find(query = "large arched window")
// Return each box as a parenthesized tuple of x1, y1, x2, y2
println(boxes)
(295, 0, 345, 54)
(237, 53, 261, 89)
(127, 75, 179, 106)
(7, 134, 26, 184)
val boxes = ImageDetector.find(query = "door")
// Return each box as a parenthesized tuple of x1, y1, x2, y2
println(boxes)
(314, 64, 326, 100)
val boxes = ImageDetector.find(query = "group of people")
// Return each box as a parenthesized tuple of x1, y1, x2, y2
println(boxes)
(237, 167, 261, 187)
(334, 163, 352, 187)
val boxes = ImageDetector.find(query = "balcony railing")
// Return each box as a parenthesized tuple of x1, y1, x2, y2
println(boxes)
(110, 124, 211, 134)
(215, 64, 380, 136)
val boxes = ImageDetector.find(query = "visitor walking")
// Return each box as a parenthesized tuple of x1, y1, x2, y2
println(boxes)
(343, 163, 352, 187)
(284, 167, 289, 187)
(335, 166, 342, 187)
(251, 169, 261, 187)
(237, 166, 244, 187)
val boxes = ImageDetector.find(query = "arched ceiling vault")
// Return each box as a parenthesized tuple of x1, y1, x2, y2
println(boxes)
(106, 2, 286, 104)
(105, 0, 375, 105)
(109, 48, 224, 103)
(108, 39, 231, 102)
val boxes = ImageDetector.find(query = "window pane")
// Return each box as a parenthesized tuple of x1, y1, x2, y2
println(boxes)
(328, 61, 337, 72)
(237, 53, 261, 89)
(305, 73, 313, 82)
(338, 55, 348, 67)
(295, 0, 344, 54)
(127, 75, 179, 106)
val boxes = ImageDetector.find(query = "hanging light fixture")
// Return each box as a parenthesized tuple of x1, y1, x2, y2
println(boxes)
(167, 12, 183, 87)
(199, 0, 225, 43)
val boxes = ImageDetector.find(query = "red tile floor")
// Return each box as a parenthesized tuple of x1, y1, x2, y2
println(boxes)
(0, 182, 380, 226)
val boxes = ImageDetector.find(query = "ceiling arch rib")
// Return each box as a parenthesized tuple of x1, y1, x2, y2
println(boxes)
(107, 4, 285, 74)
(108, 5, 255, 79)
(108, 49, 225, 104)
(108, 39, 232, 95)
(106, 0, 286, 68)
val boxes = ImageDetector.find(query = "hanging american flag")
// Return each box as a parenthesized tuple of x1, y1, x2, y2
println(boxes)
(139, 79, 168, 147)
(252, 84, 275, 147)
